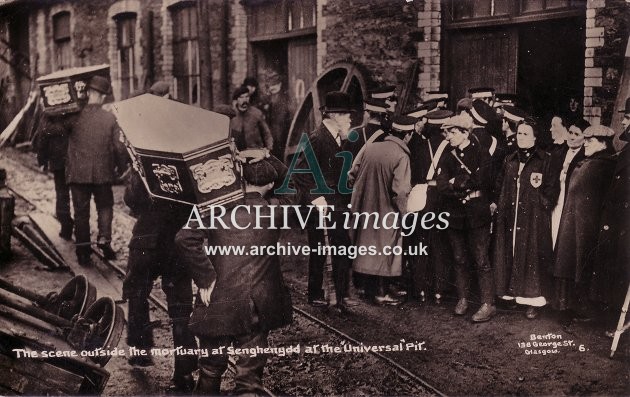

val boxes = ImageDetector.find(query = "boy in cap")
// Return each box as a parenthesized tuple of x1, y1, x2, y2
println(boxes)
(176, 159, 293, 395)
(65, 75, 128, 265)
(437, 114, 497, 322)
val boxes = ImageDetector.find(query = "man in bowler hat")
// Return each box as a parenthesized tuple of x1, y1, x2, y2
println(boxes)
(65, 75, 128, 265)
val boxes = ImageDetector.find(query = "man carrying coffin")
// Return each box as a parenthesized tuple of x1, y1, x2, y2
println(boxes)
(175, 160, 293, 395)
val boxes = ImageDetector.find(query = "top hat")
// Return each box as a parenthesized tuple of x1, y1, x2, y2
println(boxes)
(320, 91, 354, 113)
(87, 76, 111, 95)
(619, 97, 630, 114)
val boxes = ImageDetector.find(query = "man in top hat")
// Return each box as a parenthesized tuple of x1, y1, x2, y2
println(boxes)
(468, 87, 496, 106)
(231, 86, 274, 154)
(405, 108, 453, 303)
(176, 159, 293, 395)
(591, 100, 630, 325)
(437, 114, 497, 322)
(65, 75, 128, 265)
(294, 91, 357, 308)
(351, 115, 414, 305)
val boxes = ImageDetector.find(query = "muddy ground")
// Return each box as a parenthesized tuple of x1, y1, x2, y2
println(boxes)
(1, 147, 628, 396)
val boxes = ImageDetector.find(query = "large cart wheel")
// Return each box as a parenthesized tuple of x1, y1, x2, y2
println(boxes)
(284, 62, 369, 162)
(43, 275, 97, 320)
(67, 297, 125, 366)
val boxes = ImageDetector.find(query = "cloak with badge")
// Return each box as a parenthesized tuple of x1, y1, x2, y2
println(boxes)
(493, 147, 555, 304)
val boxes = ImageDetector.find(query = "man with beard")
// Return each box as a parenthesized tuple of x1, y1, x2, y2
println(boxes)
(294, 91, 357, 308)
(231, 86, 273, 153)
(591, 98, 630, 330)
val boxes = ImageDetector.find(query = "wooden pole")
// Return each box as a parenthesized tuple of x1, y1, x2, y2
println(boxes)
(0, 169, 15, 261)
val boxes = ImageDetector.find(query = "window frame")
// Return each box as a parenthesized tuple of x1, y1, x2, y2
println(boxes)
(114, 12, 137, 99)
(170, 3, 201, 106)
(52, 11, 72, 70)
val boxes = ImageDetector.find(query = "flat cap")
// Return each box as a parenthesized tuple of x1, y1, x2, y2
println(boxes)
(149, 81, 170, 96)
(583, 125, 615, 138)
(441, 114, 473, 131)
(242, 159, 278, 186)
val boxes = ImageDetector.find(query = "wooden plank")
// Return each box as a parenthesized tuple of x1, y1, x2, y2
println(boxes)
(28, 211, 124, 302)
(0, 353, 82, 394)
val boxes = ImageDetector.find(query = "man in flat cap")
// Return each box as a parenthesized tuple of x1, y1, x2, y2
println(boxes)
(437, 114, 497, 322)
(176, 159, 293, 395)
(554, 123, 616, 322)
(65, 75, 128, 265)
(294, 91, 357, 308)
(591, 98, 630, 330)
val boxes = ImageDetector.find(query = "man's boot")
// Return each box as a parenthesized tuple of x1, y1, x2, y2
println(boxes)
(76, 246, 93, 267)
(97, 242, 117, 260)
(454, 298, 469, 315)
(472, 303, 497, 322)
(59, 219, 73, 241)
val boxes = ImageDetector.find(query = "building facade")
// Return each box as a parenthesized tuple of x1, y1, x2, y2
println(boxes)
(0, 0, 627, 133)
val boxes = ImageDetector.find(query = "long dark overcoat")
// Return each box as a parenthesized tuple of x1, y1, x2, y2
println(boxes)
(553, 149, 617, 282)
(591, 145, 629, 305)
(493, 148, 554, 298)
(175, 193, 293, 337)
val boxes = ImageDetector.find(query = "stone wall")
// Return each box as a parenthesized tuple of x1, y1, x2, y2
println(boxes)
(320, 0, 423, 85)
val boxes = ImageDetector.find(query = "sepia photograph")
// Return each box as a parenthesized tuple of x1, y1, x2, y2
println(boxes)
(0, 0, 628, 395)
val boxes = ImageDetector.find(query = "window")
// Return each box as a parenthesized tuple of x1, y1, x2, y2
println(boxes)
(447, 0, 583, 23)
(53, 11, 71, 70)
(115, 13, 137, 99)
(171, 4, 200, 105)
(249, 0, 316, 38)
(288, 0, 316, 31)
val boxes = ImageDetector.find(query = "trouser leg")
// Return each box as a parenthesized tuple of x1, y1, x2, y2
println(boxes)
(467, 225, 494, 304)
(123, 247, 157, 348)
(70, 184, 92, 253)
(53, 169, 72, 227)
(232, 331, 269, 395)
(196, 336, 230, 395)
(329, 211, 351, 300)
(93, 184, 114, 244)
(306, 224, 325, 301)
(448, 228, 470, 300)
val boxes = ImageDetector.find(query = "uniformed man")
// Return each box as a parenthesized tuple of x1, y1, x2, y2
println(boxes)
(176, 160, 293, 395)
(437, 114, 497, 322)
(406, 108, 453, 303)
(468, 87, 496, 107)
(493, 93, 517, 109)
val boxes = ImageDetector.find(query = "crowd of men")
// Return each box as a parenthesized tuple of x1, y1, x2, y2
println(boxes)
(33, 73, 629, 395)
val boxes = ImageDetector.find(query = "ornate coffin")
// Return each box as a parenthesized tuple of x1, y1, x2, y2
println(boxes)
(111, 94, 243, 212)
(36, 64, 110, 116)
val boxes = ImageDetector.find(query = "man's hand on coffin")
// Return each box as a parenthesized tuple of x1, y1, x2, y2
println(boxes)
(199, 279, 217, 306)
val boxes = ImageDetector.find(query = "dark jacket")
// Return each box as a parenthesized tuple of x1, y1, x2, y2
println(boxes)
(124, 170, 192, 249)
(437, 139, 493, 230)
(554, 148, 617, 281)
(231, 106, 273, 151)
(591, 145, 630, 304)
(472, 126, 507, 203)
(294, 124, 352, 208)
(66, 104, 128, 184)
(493, 148, 554, 298)
(37, 115, 70, 171)
(267, 92, 292, 158)
(408, 132, 447, 212)
(175, 193, 293, 337)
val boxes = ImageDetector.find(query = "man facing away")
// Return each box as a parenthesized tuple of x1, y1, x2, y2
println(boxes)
(65, 76, 128, 265)
(175, 159, 293, 395)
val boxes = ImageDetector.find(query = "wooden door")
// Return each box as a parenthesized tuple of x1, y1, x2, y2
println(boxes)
(287, 36, 316, 113)
(447, 28, 518, 107)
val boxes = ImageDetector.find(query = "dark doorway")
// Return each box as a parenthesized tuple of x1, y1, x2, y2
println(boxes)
(517, 17, 585, 124)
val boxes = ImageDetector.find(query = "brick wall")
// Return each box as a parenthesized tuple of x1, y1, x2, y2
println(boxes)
(229, 0, 248, 94)
(320, 0, 423, 85)
(584, 0, 629, 126)
(417, 0, 440, 96)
